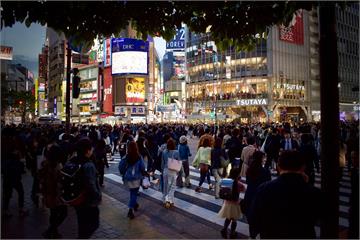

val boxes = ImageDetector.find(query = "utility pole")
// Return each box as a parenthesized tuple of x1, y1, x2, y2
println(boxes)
(319, 2, 339, 238)
(65, 41, 72, 133)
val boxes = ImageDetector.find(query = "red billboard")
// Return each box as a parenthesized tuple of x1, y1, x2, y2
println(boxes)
(279, 11, 304, 45)
(103, 67, 113, 113)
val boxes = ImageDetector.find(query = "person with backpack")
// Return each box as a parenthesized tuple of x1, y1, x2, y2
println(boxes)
(38, 144, 68, 239)
(118, 141, 147, 219)
(176, 136, 192, 188)
(242, 151, 271, 238)
(161, 138, 180, 208)
(218, 168, 246, 239)
(62, 138, 102, 239)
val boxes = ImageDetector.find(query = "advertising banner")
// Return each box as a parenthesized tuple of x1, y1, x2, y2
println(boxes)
(166, 28, 185, 49)
(126, 77, 145, 103)
(0, 46, 13, 60)
(173, 52, 186, 80)
(111, 38, 149, 75)
(104, 38, 112, 67)
(103, 67, 113, 113)
(279, 11, 304, 45)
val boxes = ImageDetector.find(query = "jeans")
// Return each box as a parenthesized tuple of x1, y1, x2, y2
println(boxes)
(75, 205, 99, 239)
(48, 205, 68, 233)
(176, 161, 190, 186)
(212, 168, 223, 198)
(199, 167, 211, 187)
(163, 170, 177, 203)
(3, 180, 24, 210)
(129, 187, 140, 209)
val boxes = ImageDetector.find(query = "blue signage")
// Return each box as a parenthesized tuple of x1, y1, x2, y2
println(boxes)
(166, 28, 185, 49)
(111, 38, 149, 53)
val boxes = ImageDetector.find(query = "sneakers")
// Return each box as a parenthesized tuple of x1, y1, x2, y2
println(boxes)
(195, 186, 202, 193)
(220, 229, 228, 239)
(209, 184, 214, 190)
(127, 209, 135, 219)
(186, 183, 192, 188)
(164, 201, 171, 209)
(134, 203, 139, 212)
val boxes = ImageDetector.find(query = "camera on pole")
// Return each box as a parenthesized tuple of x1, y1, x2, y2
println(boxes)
(72, 68, 81, 99)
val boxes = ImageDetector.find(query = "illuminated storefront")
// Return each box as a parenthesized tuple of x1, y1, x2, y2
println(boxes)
(185, 11, 312, 123)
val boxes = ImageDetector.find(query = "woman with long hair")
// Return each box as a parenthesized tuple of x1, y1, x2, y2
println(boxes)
(242, 151, 271, 238)
(119, 141, 146, 219)
(193, 138, 213, 193)
(161, 138, 180, 208)
(39, 144, 67, 238)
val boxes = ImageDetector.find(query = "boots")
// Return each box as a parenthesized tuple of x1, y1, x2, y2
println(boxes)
(220, 229, 228, 239)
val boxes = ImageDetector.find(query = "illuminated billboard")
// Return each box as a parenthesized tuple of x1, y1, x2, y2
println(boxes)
(279, 11, 304, 45)
(126, 77, 145, 103)
(111, 38, 149, 75)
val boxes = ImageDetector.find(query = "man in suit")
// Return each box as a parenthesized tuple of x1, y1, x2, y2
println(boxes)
(280, 130, 299, 151)
(248, 150, 323, 239)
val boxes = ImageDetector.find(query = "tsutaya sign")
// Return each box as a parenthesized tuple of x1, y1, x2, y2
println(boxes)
(236, 98, 268, 106)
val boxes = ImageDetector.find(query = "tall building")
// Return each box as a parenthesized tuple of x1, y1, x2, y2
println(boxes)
(46, 28, 66, 118)
(186, 10, 311, 123)
(336, 3, 359, 121)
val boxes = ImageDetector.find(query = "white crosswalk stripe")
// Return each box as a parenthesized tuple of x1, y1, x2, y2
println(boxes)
(105, 158, 352, 237)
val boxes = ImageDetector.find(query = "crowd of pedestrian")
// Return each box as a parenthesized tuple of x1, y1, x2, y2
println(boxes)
(1, 120, 359, 239)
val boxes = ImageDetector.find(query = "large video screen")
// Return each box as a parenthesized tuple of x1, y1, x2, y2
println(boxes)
(112, 51, 148, 75)
(111, 38, 149, 75)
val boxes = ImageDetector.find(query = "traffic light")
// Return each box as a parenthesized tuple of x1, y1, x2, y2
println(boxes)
(72, 68, 81, 99)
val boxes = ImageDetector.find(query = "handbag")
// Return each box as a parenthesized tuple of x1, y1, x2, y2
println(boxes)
(220, 155, 230, 168)
(141, 177, 151, 189)
(167, 152, 182, 172)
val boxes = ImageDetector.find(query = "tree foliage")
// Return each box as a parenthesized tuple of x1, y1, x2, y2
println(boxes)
(1, 1, 316, 51)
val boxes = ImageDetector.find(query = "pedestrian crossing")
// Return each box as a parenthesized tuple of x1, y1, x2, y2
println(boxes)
(105, 153, 352, 238)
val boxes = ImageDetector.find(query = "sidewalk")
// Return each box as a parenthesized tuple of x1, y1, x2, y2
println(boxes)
(1, 171, 184, 239)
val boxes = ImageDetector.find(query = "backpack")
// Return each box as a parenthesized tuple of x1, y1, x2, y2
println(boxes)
(60, 159, 86, 206)
(219, 178, 237, 200)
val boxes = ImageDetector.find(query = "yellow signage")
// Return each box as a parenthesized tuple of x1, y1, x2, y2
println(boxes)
(126, 77, 145, 103)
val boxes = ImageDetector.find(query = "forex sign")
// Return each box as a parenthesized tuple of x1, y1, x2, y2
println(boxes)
(166, 28, 185, 49)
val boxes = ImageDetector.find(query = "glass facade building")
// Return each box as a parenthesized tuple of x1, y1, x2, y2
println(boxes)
(185, 10, 312, 123)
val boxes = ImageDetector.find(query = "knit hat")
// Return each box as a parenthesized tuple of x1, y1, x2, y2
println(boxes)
(180, 135, 188, 144)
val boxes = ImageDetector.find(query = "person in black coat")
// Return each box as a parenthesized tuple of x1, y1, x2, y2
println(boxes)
(248, 150, 323, 239)
(242, 151, 271, 238)
(299, 133, 319, 186)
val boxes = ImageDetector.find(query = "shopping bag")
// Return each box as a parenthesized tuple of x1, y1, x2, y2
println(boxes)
(142, 177, 151, 189)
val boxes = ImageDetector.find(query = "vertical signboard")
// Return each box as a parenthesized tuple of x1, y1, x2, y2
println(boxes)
(103, 67, 113, 113)
(35, 79, 38, 116)
(103, 38, 112, 67)
(279, 11, 304, 45)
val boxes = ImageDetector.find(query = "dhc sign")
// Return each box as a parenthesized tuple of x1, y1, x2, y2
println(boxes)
(236, 98, 268, 106)
(166, 28, 185, 50)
